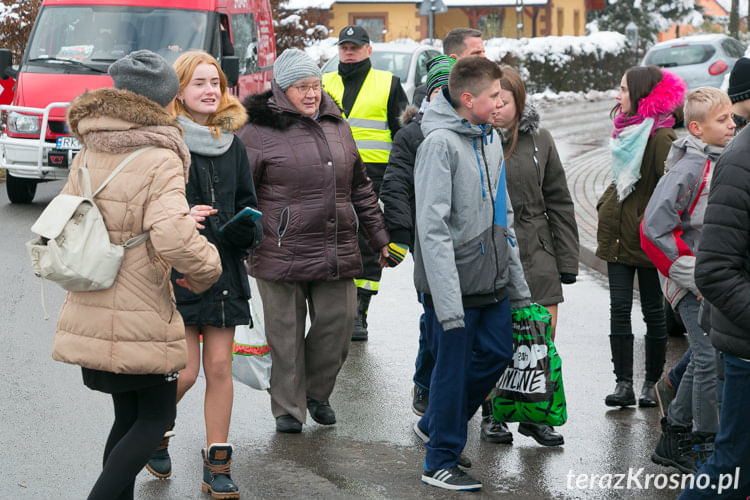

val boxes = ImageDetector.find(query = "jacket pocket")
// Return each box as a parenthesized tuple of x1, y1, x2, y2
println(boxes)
(455, 229, 497, 295)
(351, 203, 359, 235)
(493, 228, 510, 290)
(277, 206, 290, 247)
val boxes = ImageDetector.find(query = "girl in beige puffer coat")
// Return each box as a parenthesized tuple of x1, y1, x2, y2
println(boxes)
(51, 51, 221, 500)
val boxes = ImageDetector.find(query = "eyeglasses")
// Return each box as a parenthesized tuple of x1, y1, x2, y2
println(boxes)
(291, 83, 322, 94)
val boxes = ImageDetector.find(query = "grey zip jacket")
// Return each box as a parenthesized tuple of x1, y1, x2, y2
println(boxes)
(413, 89, 531, 330)
(640, 135, 723, 308)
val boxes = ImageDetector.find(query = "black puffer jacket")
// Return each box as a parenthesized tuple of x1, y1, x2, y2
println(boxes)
(172, 103, 262, 328)
(380, 105, 422, 247)
(695, 126, 750, 359)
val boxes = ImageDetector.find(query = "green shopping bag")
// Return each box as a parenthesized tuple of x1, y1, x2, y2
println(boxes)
(492, 303, 567, 426)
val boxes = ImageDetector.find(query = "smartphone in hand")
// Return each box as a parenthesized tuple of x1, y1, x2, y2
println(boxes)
(219, 207, 262, 233)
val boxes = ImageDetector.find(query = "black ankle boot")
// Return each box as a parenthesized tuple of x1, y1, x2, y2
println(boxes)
(639, 380, 658, 407)
(605, 380, 636, 407)
(352, 293, 371, 341)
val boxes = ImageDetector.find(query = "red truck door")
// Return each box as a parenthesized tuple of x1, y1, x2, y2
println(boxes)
(221, 0, 276, 98)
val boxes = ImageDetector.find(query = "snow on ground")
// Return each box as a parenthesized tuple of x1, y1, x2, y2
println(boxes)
(531, 89, 617, 107)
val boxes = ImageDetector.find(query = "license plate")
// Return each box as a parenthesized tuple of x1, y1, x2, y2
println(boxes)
(56, 136, 81, 150)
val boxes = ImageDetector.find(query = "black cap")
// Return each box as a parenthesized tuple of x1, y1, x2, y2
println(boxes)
(728, 57, 750, 104)
(338, 25, 370, 46)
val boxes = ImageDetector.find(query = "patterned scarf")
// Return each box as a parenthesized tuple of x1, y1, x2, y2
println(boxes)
(610, 111, 675, 201)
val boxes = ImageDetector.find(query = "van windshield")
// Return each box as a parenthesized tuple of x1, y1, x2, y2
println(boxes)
(25, 5, 210, 73)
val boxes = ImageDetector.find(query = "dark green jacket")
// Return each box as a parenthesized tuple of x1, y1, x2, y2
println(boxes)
(502, 105, 579, 306)
(596, 127, 676, 268)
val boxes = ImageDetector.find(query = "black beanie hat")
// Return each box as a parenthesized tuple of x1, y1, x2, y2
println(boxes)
(728, 57, 750, 104)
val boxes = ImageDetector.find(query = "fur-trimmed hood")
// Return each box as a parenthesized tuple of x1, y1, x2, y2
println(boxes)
(518, 102, 540, 135)
(400, 105, 420, 127)
(178, 95, 247, 133)
(67, 88, 191, 177)
(243, 81, 343, 131)
(637, 70, 686, 118)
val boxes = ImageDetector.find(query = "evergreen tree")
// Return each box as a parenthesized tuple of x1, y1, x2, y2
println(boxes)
(588, 0, 702, 45)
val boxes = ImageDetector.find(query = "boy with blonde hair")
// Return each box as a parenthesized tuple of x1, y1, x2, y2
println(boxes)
(641, 86, 735, 474)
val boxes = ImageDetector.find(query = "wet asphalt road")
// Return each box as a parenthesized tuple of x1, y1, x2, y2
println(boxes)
(1, 99, 698, 499)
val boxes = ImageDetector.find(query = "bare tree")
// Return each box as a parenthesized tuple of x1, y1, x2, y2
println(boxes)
(0, 1, 41, 63)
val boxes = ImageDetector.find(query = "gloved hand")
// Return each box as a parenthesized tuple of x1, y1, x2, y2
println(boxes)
(560, 273, 577, 284)
(222, 215, 256, 250)
(510, 298, 532, 310)
(385, 242, 409, 267)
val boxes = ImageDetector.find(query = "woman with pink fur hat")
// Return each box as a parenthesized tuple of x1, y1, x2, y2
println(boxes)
(596, 66, 687, 409)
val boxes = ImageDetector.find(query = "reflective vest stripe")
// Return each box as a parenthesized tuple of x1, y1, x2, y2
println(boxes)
(323, 68, 393, 164)
(347, 117, 388, 130)
(353, 278, 380, 292)
(355, 140, 392, 151)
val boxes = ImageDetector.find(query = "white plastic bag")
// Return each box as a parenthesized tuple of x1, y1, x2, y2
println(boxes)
(231, 280, 271, 390)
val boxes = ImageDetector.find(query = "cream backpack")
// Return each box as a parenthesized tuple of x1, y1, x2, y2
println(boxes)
(26, 146, 153, 297)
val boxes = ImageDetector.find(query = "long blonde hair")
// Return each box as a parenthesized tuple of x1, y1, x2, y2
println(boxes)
(173, 51, 233, 137)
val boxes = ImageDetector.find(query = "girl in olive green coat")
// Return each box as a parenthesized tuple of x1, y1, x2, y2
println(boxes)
(485, 65, 578, 448)
(596, 66, 685, 410)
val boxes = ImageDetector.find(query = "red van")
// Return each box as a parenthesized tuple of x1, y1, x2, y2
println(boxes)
(0, 0, 276, 203)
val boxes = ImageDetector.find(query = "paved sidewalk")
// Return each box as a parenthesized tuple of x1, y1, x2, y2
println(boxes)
(538, 98, 613, 275)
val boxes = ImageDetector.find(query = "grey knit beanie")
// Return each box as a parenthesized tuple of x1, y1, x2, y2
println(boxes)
(108, 50, 180, 106)
(273, 48, 321, 91)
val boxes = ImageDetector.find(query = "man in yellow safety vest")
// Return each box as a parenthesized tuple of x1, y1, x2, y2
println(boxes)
(323, 24, 408, 341)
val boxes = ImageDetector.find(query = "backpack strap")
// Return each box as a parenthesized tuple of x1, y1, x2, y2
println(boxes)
(80, 146, 156, 249)
(123, 232, 150, 248)
(92, 146, 156, 198)
(78, 152, 93, 199)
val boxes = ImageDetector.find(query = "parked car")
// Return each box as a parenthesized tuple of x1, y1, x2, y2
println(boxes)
(0, 0, 277, 204)
(642, 34, 746, 90)
(321, 43, 441, 104)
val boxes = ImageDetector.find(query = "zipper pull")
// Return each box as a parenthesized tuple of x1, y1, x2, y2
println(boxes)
(277, 236, 281, 247)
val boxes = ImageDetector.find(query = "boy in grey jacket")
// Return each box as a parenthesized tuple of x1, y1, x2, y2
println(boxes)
(641, 87, 735, 474)
(412, 57, 530, 491)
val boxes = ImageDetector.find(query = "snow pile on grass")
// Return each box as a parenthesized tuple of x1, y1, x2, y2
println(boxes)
(304, 32, 631, 92)
(532, 89, 618, 106)
(485, 32, 628, 67)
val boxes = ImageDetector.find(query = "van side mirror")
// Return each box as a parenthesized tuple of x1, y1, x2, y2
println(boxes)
(222, 56, 239, 88)
(0, 49, 14, 80)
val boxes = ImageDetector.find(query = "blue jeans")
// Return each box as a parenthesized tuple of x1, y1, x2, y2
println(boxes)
(413, 313, 434, 391)
(669, 348, 725, 408)
(678, 354, 750, 498)
(418, 300, 514, 471)
(669, 348, 691, 389)
(667, 294, 718, 433)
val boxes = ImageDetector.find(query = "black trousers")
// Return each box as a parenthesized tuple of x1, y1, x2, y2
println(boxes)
(87, 380, 177, 500)
(607, 262, 666, 340)
(355, 161, 386, 292)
